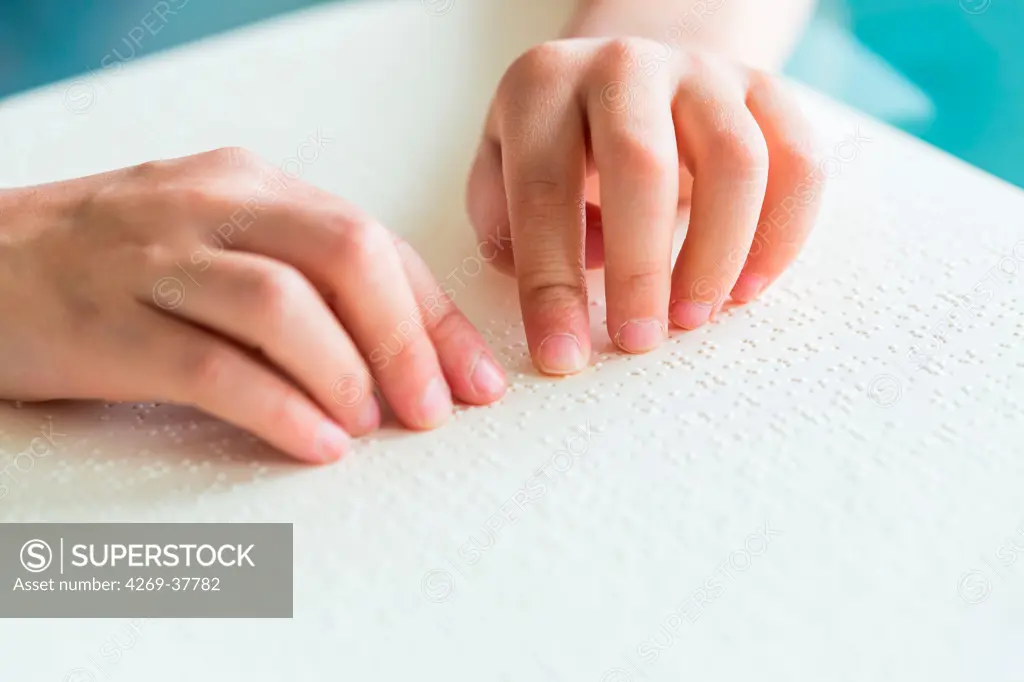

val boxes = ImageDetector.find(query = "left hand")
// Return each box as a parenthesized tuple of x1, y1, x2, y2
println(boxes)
(467, 37, 823, 375)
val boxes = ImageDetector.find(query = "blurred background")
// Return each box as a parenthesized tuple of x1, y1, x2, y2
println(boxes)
(0, 0, 1021, 187)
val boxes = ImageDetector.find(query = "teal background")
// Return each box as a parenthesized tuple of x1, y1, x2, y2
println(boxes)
(0, 0, 1021, 187)
(789, 0, 1024, 188)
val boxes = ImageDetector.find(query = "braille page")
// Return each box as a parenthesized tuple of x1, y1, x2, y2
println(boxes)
(0, 1, 1022, 680)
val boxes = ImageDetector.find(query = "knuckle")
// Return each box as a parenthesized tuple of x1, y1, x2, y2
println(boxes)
(521, 279, 587, 309)
(594, 38, 649, 74)
(247, 265, 308, 324)
(706, 125, 770, 179)
(608, 263, 666, 294)
(778, 138, 822, 186)
(168, 183, 221, 210)
(205, 146, 265, 171)
(185, 346, 234, 393)
(129, 159, 166, 180)
(510, 173, 578, 230)
(429, 306, 467, 346)
(502, 43, 572, 94)
(516, 175, 571, 209)
(372, 318, 435, 374)
(155, 184, 234, 228)
(135, 242, 177, 270)
(606, 132, 677, 179)
(330, 216, 391, 265)
(73, 181, 127, 223)
(262, 388, 306, 433)
(681, 49, 721, 79)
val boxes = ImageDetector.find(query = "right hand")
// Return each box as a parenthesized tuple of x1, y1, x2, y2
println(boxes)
(466, 39, 822, 373)
(0, 148, 507, 464)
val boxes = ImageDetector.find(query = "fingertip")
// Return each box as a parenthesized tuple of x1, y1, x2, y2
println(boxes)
(311, 420, 351, 464)
(468, 353, 508, 403)
(613, 318, 666, 354)
(730, 272, 768, 304)
(348, 397, 381, 437)
(329, 373, 381, 437)
(536, 333, 589, 375)
(669, 300, 713, 331)
(409, 376, 453, 430)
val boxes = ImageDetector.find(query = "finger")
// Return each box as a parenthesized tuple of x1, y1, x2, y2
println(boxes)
(497, 47, 590, 375)
(134, 307, 349, 465)
(731, 72, 824, 303)
(586, 57, 678, 353)
(466, 136, 516, 275)
(230, 206, 453, 430)
(146, 252, 381, 436)
(467, 134, 603, 274)
(393, 238, 507, 404)
(668, 60, 770, 330)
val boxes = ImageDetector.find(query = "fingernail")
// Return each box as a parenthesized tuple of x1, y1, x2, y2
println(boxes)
(470, 353, 507, 399)
(730, 273, 768, 303)
(418, 377, 452, 428)
(314, 420, 350, 463)
(537, 333, 587, 375)
(354, 398, 381, 434)
(669, 300, 713, 330)
(614, 318, 666, 354)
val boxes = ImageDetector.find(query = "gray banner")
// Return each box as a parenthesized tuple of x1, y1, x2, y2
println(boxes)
(0, 523, 292, 618)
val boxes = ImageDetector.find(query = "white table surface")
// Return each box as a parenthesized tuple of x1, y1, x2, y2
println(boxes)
(2, 0, 1024, 680)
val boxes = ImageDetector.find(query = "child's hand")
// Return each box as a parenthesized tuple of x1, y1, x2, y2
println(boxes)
(0, 148, 506, 463)
(467, 38, 823, 374)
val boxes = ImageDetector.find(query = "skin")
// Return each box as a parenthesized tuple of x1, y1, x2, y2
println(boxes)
(0, 150, 507, 463)
(0, 0, 818, 463)
(467, 0, 822, 372)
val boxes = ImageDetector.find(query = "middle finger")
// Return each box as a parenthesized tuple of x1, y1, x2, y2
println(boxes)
(585, 45, 679, 354)
(232, 205, 453, 430)
(496, 47, 590, 376)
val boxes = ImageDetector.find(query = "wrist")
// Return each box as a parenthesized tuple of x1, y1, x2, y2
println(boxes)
(561, 0, 810, 72)
(563, 0, 674, 40)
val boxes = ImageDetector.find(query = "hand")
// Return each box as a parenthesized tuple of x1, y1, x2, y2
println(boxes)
(467, 38, 823, 374)
(0, 148, 507, 463)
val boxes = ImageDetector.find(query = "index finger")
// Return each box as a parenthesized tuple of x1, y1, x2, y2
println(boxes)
(493, 50, 590, 375)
